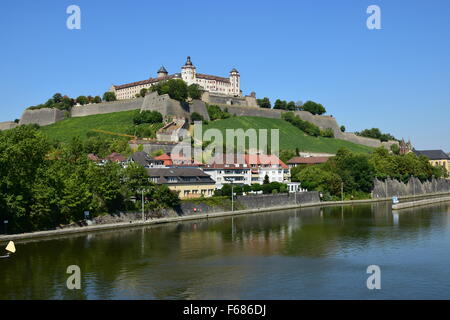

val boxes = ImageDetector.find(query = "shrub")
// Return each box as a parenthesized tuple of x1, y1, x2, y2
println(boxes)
(133, 110, 163, 125)
(320, 128, 334, 138)
(282, 112, 321, 137)
(207, 104, 231, 121)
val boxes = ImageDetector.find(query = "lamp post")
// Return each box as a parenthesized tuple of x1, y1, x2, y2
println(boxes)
(137, 189, 145, 221)
(226, 178, 234, 212)
(3, 220, 8, 235)
(341, 182, 344, 202)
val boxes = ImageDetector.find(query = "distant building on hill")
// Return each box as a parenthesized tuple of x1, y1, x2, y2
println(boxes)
(413, 149, 450, 172)
(287, 156, 330, 168)
(110, 56, 242, 100)
(399, 139, 413, 155)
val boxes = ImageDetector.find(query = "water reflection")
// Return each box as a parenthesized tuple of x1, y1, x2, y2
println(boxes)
(1, 201, 450, 299)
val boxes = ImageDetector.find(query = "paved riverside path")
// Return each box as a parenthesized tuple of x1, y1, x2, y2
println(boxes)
(2, 191, 450, 243)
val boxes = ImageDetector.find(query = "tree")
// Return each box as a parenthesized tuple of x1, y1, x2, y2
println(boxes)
(76, 96, 89, 105)
(52, 93, 63, 103)
(340, 125, 346, 132)
(257, 97, 271, 109)
(263, 174, 270, 184)
(287, 101, 296, 111)
(152, 79, 188, 102)
(93, 96, 102, 103)
(188, 84, 202, 100)
(356, 128, 396, 142)
(274, 99, 287, 110)
(207, 105, 230, 121)
(297, 166, 342, 196)
(139, 88, 148, 97)
(103, 92, 117, 102)
(390, 144, 400, 155)
(302, 101, 326, 115)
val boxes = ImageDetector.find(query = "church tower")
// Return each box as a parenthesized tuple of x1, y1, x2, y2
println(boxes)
(181, 56, 196, 85)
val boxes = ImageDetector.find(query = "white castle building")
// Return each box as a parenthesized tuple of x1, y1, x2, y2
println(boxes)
(110, 56, 241, 100)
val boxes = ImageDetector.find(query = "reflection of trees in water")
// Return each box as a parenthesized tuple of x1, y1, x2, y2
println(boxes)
(1, 202, 448, 299)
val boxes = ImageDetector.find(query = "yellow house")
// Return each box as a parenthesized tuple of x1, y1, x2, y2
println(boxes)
(414, 150, 450, 173)
(146, 167, 216, 199)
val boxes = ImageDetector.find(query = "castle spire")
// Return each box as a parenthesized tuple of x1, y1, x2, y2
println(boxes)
(184, 56, 193, 66)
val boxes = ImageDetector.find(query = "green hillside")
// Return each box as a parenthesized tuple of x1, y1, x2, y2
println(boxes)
(41, 110, 139, 142)
(41, 111, 374, 153)
(203, 116, 374, 154)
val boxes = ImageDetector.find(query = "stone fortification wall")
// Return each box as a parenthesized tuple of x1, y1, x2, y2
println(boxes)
(189, 100, 210, 121)
(0, 121, 18, 131)
(141, 91, 191, 118)
(19, 108, 66, 126)
(372, 177, 450, 198)
(71, 98, 143, 117)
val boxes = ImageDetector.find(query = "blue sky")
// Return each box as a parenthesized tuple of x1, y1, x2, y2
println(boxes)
(0, 0, 449, 151)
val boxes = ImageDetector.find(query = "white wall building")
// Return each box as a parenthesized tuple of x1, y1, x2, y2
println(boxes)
(110, 56, 241, 100)
(203, 164, 252, 189)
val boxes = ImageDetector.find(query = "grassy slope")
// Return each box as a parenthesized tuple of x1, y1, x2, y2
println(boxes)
(41, 110, 139, 142)
(42, 112, 374, 153)
(203, 116, 374, 154)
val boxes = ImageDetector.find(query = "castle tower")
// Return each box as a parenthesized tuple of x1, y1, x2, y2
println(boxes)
(181, 56, 196, 85)
(229, 68, 240, 96)
(157, 66, 168, 78)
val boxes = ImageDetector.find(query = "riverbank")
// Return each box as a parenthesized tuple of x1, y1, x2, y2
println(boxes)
(392, 195, 450, 210)
(2, 191, 450, 244)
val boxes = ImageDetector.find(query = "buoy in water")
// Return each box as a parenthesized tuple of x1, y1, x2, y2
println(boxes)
(1, 241, 16, 259)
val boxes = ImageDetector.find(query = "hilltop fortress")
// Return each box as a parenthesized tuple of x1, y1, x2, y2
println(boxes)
(111, 56, 243, 100)
(0, 56, 398, 149)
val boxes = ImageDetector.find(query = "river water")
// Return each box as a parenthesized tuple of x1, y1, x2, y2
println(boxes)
(1, 201, 450, 300)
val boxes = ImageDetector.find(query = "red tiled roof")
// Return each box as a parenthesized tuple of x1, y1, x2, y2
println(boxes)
(245, 154, 288, 169)
(287, 157, 329, 165)
(196, 73, 230, 83)
(105, 152, 126, 162)
(113, 75, 177, 90)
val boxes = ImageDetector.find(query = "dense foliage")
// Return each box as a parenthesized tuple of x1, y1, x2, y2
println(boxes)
(206, 104, 231, 121)
(0, 126, 180, 233)
(356, 128, 396, 142)
(187, 84, 203, 100)
(302, 101, 326, 115)
(293, 147, 446, 200)
(282, 112, 321, 137)
(103, 92, 117, 102)
(256, 97, 271, 109)
(151, 79, 189, 102)
(28, 93, 76, 111)
(133, 110, 163, 125)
